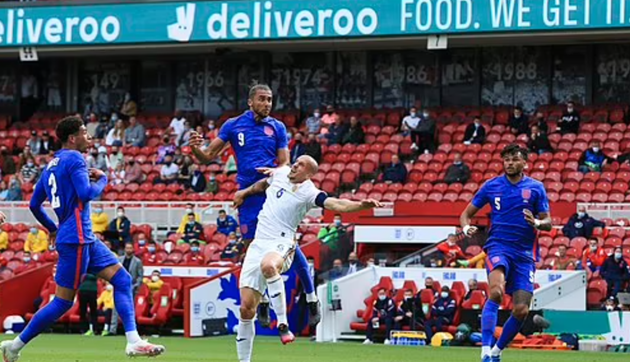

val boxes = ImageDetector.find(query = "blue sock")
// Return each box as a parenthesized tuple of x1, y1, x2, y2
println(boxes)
(110, 268, 137, 333)
(496, 315, 524, 350)
(294, 247, 315, 296)
(18, 297, 73, 346)
(481, 300, 500, 348)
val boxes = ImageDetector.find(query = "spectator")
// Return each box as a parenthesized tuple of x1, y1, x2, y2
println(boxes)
(154, 155, 179, 184)
(528, 125, 553, 155)
(557, 101, 580, 135)
(366, 257, 375, 267)
(424, 286, 456, 342)
(98, 282, 115, 336)
(401, 107, 421, 146)
(0, 226, 7, 251)
(189, 164, 207, 193)
(27, 131, 42, 155)
(444, 153, 471, 185)
(5, 176, 22, 201)
(421, 277, 438, 298)
(290, 133, 306, 163)
(181, 213, 204, 244)
(220, 232, 245, 261)
(85, 113, 99, 137)
(118, 243, 143, 295)
(364, 288, 395, 345)
(0, 180, 9, 201)
(134, 233, 149, 255)
(601, 247, 630, 297)
(602, 296, 621, 311)
(533, 111, 548, 133)
(91, 205, 109, 234)
(184, 240, 205, 265)
(38, 131, 57, 155)
(0, 146, 16, 175)
(382, 154, 407, 183)
(25, 225, 48, 253)
(464, 279, 486, 300)
(178, 155, 194, 186)
(18, 157, 39, 184)
(123, 157, 144, 184)
(346, 252, 363, 276)
(168, 110, 187, 140)
(87, 147, 108, 172)
(562, 205, 605, 239)
(94, 117, 110, 140)
(582, 238, 607, 272)
(172, 147, 184, 165)
(110, 162, 126, 185)
(178, 121, 193, 147)
(458, 251, 486, 269)
(305, 108, 322, 134)
(415, 109, 436, 154)
(105, 119, 125, 147)
(206, 120, 219, 139)
(120, 92, 137, 118)
(143, 270, 164, 305)
(318, 215, 345, 258)
(107, 207, 131, 250)
(142, 241, 158, 265)
(321, 105, 339, 126)
(326, 117, 348, 145)
(156, 136, 176, 164)
(437, 234, 466, 267)
(342, 116, 365, 145)
(217, 209, 238, 236)
(304, 133, 322, 163)
(509, 107, 529, 135)
(206, 173, 219, 194)
(124, 117, 146, 147)
(578, 141, 614, 173)
(14, 251, 37, 275)
(463, 117, 486, 145)
(552, 245, 576, 270)
(41, 243, 58, 263)
(177, 204, 201, 233)
(78, 274, 99, 335)
(394, 289, 425, 331)
(329, 259, 346, 280)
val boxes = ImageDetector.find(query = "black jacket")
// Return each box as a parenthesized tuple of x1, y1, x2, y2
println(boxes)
(558, 111, 581, 134)
(509, 114, 529, 135)
(528, 132, 553, 153)
(372, 297, 396, 319)
(464, 123, 486, 144)
(601, 255, 630, 281)
(444, 163, 471, 184)
(383, 162, 408, 183)
(562, 213, 605, 239)
(304, 141, 322, 163)
(342, 125, 365, 145)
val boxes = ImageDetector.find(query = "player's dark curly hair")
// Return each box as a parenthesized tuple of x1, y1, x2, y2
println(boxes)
(248, 82, 272, 99)
(500, 143, 529, 159)
(55, 116, 84, 143)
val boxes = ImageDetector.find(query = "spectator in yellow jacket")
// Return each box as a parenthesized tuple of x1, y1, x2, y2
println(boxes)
(143, 270, 164, 305)
(457, 251, 486, 269)
(98, 282, 115, 336)
(177, 203, 200, 234)
(0, 229, 8, 251)
(25, 226, 48, 253)
(91, 205, 109, 234)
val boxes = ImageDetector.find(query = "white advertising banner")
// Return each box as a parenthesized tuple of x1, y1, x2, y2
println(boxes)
(143, 266, 230, 278)
(354, 226, 457, 243)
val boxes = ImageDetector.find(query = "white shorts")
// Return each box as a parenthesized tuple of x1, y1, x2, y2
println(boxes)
(239, 237, 296, 294)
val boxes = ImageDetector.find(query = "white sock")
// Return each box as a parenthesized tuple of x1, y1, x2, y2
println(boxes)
(306, 292, 318, 303)
(236, 318, 255, 362)
(491, 345, 502, 356)
(89, 324, 94, 332)
(266, 274, 288, 326)
(104, 324, 110, 331)
(125, 331, 142, 344)
(10, 337, 25, 352)
(481, 346, 491, 357)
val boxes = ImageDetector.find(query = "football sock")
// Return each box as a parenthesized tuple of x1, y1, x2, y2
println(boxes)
(494, 315, 525, 352)
(236, 318, 255, 362)
(294, 247, 317, 301)
(481, 299, 500, 356)
(266, 274, 288, 326)
(109, 269, 140, 343)
(15, 297, 73, 351)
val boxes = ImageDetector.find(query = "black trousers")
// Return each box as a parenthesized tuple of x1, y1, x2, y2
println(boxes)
(366, 317, 393, 341)
(79, 290, 98, 332)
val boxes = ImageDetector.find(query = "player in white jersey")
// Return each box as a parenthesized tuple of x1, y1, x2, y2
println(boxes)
(233, 155, 381, 362)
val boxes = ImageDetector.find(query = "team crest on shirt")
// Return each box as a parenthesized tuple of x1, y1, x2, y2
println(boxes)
(264, 125, 274, 136)
(492, 256, 500, 264)
(522, 189, 531, 203)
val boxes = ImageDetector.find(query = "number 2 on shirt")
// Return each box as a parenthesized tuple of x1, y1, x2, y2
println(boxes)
(494, 197, 501, 211)
(48, 174, 61, 209)
(238, 132, 245, 146)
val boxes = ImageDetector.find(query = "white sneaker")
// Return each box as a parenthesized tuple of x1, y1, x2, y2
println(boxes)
(0, 340, 20, 362)
(362, 339, 373, 345)
(125, 339, 165, 357)
(384, 339, 391, 345)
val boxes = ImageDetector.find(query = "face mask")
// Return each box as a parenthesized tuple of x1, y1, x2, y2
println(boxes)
(208, 124, 215, 130)
(94, 143, 101, 148)
(410, 112, 416, 117)
(186, 208, 193, 214)
(27, 162, 34, 167)
(349, 260, 357, 265)
(112, 115, 119, 122)
(23, 257, 31, 263)
(425, 285, 432, 289)
(367, 262, 374, 267)
(166, 162, 172, 166)
(148, 246, 156, 253)
(592, 147, 600, 153)
(30, 228, 37, 234)
(117, 212, 124, 218)
(441, 292, 449, 298)
(404, 296, 411, 301)
(454, 161, 462, 165)
(191, 246, 200, 253)
(423, 112, 430, 118)
(567, 107, 574, 112)
(49, 246, 55, 251)
(151, 275, 159, 282)
(590, 245, 597, 252)
(129, 161, 135, 166)
(578, 212, 585, 218)
(334, 220, 342, 226)
(378, 295, 386, 301)
(606, 305, 614, 311)
(615, 252, 623, 260)
(112, 151, 118, 155)
(308, 262, 314, 268)
(188, 221, 195, 225)
(210, 177, 216, 182)
(138, 239, 146, 246)
(106, 284, 114, 291)
(95, 208, 103, 214)
(287, 133, 292, 140)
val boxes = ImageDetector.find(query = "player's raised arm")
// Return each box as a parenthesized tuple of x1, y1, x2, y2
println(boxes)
(29, 179, 58, 233)
(523, 210, 552, 231)
(233, 178, 271, 208)
(189, 132, 225, 165)
(322, 197, 382, 213)
(460, 203, 481, 237)
(275, 121, 290, 167)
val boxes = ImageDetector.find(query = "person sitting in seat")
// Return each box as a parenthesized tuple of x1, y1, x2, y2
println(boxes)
(424, 286, 456, 342)
(394, 289, 425, 331)
(364, 288, 395, 345)
(142, 270, 164, 306)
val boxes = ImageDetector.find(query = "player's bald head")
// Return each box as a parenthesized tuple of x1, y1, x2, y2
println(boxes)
(288, 155, 319, 183)
(299, 155, 319, 175)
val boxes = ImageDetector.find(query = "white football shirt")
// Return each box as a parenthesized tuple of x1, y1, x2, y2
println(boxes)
(255, 166, 323, 240)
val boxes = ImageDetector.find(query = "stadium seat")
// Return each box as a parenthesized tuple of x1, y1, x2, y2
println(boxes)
(461, 290, 486, 310)
(137, 283, 173, 327)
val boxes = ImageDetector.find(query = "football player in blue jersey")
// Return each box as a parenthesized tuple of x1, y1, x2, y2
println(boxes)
(189, 84, 321, 328)
(460, 144, 551, 362)
(0, 116, 164, 362)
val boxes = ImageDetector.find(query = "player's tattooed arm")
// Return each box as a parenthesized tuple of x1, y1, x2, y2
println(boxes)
(323, 198, 382, 213)
(524, 210, 552, 231)
(189, 132, 225, 164)
(460, 203, 480, 236)
(233, 178, 270, 207)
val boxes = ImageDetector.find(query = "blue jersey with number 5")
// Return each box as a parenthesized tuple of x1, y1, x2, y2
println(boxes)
(471, 175, 549, 261)
(218, 110, 288, 189)
(29, 149, 108, 245)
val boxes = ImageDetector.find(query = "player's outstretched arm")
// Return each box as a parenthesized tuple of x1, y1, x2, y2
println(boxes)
(189, 131, 225, 164)
(233, 178, 270, 207)
(460, 203, 481, 236)
(322, 197, 382, 213)
(29, 180, 58, 234)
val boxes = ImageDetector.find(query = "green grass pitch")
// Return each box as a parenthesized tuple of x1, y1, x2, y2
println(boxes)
(0, 334, 625, 362)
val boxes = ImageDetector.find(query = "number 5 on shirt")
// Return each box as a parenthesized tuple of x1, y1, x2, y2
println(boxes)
(494, 197, 501, 211)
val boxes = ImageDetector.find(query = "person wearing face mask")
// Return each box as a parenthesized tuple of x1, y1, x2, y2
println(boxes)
(206, 173, 219, 194)
(216, 209, 238, 236)
(601, 247, 630, 297)
(176, 203, 201, 234)
(557, 101, 581, 135)
(321, 105, 339, 127)
(14, 251, 38, 275)
(6, 176, 22, 201)
(318, 215, 346, 259)
(142, 241, 159, 265)
(364, 288, 395, 345)
(415, 108, 436, 154)
(290, 133, 307, 164)
(578, 141, 615, 173)
(98, 282, 116, 336)
(366, 257, 375, 267)
(18, 157, 39, 184)
(437, 234, 466, 267)
(181, 213, 204, 244)
(154, 154, 179, 185)
(305, 108, 322, 135)
(463, 116, 486, 145)
(527, 125, 553, 155)
(402, 107, 421, 144)
(143, 270, 164, 306)
(424, 286, 456, 342)
(157, 136, 176, 164)
(444, 153, 471, 185)
(346, 252, 364, 276)
(562, 205, 605, 239)
(108, 146, 124, 171)
(508, 107, 529, 136)
(24, 225, 49, 254)
(120, 92, 137, 119)
(107, 207, 131, 251)
(329, 258, 346, 281)
(382, 154, 408, 184)
(601, 296, 621, 312)
(394, 289, 425, 331)
(90, 205, 109, 234)
(184, 241, 205, 265)
(123, 157, 143, 184)
(325, 116, 348, 146)
(582, 238, 607, 272)
(42, 243, 59, 263)
(78, 274, 99, 336)
(221, 232, 245, 261)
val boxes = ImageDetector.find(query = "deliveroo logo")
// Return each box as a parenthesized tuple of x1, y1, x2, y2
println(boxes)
(167, 3, 196, 42)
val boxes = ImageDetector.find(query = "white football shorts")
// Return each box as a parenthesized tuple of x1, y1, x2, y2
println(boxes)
(239, 237, 296, 294)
